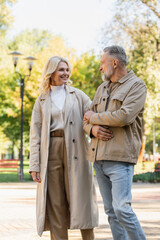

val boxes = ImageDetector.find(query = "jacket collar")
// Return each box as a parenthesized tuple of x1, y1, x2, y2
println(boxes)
(119, 70, 135, 84)
(100, 80, 111, 88)
(99, 71, 135, 87)
(66, 85, 75, 93)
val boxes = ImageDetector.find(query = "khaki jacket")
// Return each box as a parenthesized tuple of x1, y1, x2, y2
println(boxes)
(84, 71, 147, 164)
(29, 86, 98, 236)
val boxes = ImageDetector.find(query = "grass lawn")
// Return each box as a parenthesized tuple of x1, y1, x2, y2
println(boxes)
(0, 161, 32, 182)
(0, 171, 32, 182)
(0, 160, 159, 183)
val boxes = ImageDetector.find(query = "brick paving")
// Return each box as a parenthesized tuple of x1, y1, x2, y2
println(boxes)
(0, 181, 160, 240)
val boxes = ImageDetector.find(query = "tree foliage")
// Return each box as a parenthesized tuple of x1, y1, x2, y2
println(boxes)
(0, 0, 17, 36)
(71, 52, 102, 99)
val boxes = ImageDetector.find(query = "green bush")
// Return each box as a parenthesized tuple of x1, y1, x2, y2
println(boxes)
(133, 172, 160, 183)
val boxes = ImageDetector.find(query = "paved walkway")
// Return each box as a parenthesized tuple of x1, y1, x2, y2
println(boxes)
(0, 181, 160, 240)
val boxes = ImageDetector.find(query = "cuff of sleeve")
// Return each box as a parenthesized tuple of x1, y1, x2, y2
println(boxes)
(29, 165, 40, 173)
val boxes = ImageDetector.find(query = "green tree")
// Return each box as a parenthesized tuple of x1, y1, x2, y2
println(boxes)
(71, 52, 102, 100)
(0, 0, 17, 36)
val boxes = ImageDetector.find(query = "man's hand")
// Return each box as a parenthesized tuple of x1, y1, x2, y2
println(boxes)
(30, 171, 41, 183)
(83, 111, 95, 123)
(91, 125, 113, 141)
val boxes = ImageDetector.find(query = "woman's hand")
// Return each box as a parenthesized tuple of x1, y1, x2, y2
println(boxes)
(30, 171, 41, 183)
(83, 111, 95, 123)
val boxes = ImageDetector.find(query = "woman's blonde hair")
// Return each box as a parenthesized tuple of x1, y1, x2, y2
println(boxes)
(39, 56, 72, 93)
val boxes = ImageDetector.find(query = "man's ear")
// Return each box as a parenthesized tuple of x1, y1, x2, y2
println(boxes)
(112, 59, 118, 69)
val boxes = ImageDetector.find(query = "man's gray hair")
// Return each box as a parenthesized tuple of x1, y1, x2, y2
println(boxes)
(103, 45, 127, 66)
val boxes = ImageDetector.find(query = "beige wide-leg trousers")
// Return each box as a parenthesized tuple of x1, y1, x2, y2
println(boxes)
(47, 135, 94, 240)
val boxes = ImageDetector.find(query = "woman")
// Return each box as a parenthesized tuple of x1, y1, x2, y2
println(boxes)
(29, 56, 98, 240)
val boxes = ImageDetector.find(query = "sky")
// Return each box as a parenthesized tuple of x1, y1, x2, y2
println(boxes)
(10, 0, 115, 55)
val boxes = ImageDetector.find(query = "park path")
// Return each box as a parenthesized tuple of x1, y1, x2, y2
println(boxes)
(0, 181, 160, 240)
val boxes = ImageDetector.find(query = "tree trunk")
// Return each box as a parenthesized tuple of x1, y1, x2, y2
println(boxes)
(138, 121, 146, 163)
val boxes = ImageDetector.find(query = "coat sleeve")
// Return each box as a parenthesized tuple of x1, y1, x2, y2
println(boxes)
(81, 90, 92, 115)
(78, 90, 94, 137)
(89, 81, 147, 127)
(29, 97, 42, 173)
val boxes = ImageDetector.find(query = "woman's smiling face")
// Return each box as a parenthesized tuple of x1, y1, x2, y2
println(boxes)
(51, 61, 70, 86)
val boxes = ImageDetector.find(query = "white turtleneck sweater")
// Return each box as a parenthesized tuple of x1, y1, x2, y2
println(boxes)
(50, 84, 66, 132)
(50, 84, 66, 110)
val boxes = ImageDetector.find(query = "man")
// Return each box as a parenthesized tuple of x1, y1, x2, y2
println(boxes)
(83, 45, 146, 240)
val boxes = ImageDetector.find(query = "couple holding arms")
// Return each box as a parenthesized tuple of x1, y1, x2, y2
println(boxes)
(29, 45, 147, 240)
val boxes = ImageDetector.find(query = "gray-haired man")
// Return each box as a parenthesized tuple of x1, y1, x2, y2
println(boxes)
(84, 46, 146, 240)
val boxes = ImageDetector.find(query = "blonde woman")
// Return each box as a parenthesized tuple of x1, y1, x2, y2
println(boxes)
(29, 56, 98, 240)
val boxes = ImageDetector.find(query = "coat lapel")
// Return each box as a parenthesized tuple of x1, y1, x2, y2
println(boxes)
(64, 85, 75, 126)
(40, 92, 51, 126)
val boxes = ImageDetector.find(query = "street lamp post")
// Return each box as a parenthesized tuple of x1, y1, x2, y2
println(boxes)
(9, 52, 37, 181)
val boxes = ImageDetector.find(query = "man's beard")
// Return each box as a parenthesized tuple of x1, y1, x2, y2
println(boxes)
(102, 66, 114, 82)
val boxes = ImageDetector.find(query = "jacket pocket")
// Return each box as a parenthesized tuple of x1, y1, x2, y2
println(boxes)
(111, 94, 126, 102)
(92, 97, 101, 106)
(108, 94, 125, 111)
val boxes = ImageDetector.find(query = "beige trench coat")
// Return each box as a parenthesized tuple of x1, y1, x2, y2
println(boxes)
(29, 85, 98, 236)
(84, 71, 147, 164)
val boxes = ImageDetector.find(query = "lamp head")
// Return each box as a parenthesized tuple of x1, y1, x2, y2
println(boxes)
(23, 56, 37, 73)
(8, 51, 23, 68)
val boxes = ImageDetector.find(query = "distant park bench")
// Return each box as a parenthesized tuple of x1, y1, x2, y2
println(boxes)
(0, 159, 19, 173)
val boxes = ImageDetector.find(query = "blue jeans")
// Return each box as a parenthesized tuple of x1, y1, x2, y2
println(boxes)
(94, 160, 146, 240)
